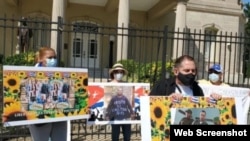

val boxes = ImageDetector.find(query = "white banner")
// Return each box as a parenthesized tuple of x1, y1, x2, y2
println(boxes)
(199, 84, 250, 124)
(2, 66, 89, 127)
(141, 96, 244, 141)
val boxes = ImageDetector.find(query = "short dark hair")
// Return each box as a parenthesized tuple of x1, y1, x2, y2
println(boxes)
(185, 109, 192, 114)
(174, 55, 196, 68)
(201, 110, 206, 114)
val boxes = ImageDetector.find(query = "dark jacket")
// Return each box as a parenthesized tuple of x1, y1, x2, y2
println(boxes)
(179, 117, 194, 125)
(149, 77, 204, 96)
(192, 119, 208, 125)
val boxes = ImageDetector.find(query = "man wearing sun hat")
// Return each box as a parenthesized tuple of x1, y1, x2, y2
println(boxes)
(198, 63, 229, 86)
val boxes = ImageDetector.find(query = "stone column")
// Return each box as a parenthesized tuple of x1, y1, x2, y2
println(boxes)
(173, 0, 187, 59)
(117, 0, 129, 61)
(50, 0, 65, 52)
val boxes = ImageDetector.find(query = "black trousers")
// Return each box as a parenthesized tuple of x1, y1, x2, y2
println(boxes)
(111, 124, 131, 141)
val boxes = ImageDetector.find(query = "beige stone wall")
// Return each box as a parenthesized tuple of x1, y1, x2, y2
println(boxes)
(183, 0, 245, 84)
(0, 0, 18, 16)
(0, 0, 246, 79)
(18, 0, 52, 17)
(145, 11, 176, 61)
(188, 0, 243, 15)
(0, 0, 149, 68)
(0, 0, 18, 56)
(187, 11, 241, 32)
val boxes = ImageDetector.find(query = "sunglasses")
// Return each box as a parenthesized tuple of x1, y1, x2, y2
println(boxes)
(209, 69, 221, 74)
(47, 56, 57, 59)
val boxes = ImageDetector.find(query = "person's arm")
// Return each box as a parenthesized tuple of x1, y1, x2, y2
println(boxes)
(150, 77, 180, 96)
(150, 79, 166, 96)
(125, 96, 133, 113)
(124, 96, 135, 119)
(179, 118, 183, 125)
(193, 82, 205, 96)
(106, 97, 114, 119)
(151, 78, 185, 101)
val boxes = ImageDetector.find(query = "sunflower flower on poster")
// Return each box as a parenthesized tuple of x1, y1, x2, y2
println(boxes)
(2, 66, 89, 126)
(148, 96, 236, 141)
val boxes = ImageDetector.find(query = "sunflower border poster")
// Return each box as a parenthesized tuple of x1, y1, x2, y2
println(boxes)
(87, 82, 150, 125)
(140, 96, 241, 141)
(2, 65, 89, 127)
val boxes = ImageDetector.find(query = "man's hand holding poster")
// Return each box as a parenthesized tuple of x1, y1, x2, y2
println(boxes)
(141, 85, 250, 141)
(2, 66, 89, 126)
(141, 96, 239, 141)
(199, 84, 250, 124)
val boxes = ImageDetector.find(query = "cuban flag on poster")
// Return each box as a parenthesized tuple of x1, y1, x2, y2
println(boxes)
(87, 85, 105, 121)
(134, 86, 147, 120)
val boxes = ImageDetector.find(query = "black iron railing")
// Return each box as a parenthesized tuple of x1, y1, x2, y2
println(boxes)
(0, 16, 250, 140)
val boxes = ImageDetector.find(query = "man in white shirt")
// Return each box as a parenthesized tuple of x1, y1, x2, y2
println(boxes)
(198, 64, 229, 87)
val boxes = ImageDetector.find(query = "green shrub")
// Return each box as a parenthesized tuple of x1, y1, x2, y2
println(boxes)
(117, 59, 139, 76)
(3, 52, 65, 67)
(138, 60, 174, 83)
(4, 52, 36, 66)
(0, 52, 36, 81)
(117, 59, 174, 85)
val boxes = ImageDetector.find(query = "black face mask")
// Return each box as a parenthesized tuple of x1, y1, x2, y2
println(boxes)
(177, 73, 195, 86)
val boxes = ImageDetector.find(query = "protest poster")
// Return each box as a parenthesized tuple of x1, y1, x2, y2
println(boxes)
(87, 82, 150, 124)
(199, 84, 250, 124)
(140, 96, 238, 141)
(2, 66, 89, 126)
(172, 107, 221, 125)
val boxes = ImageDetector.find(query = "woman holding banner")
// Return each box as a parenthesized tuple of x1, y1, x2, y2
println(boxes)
(29, 47, 67, 141)
(107, 63, 134, 141)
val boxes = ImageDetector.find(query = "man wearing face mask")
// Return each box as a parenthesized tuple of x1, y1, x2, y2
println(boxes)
(150, 55, 221, 100)
(198, 64, 229, 86)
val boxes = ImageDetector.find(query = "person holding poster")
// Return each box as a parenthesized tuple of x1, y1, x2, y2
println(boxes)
(198, 64, 230, 86)
(29, 47, 67, 141)
(150, 55, 221, 100)
(107, 63, 133, 141)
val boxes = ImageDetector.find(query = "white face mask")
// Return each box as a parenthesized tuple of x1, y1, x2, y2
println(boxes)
(46, 58, 57, 67)
(208, 73, 219, 83)
(114, 73, 123, 81)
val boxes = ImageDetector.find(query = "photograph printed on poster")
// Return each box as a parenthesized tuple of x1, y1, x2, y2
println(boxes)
(2, 66, 89, 126)
(25, 78, 71, 111)
(105, 86, 134, 121)
(172, 108, 220, 125)
(140, 96, 238, 141)
(87, 82, 150, 124)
